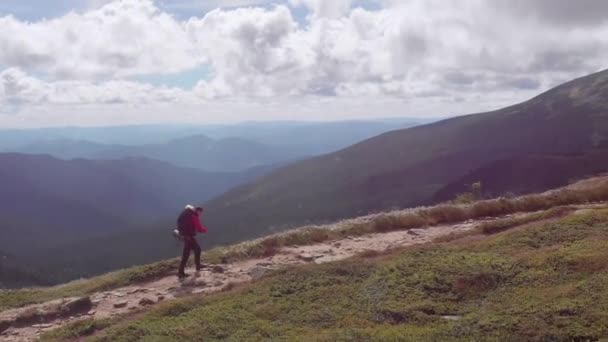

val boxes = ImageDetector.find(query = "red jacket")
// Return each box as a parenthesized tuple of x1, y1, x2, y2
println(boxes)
(178, 208, 208, 236)
(192, 212, 208, 234)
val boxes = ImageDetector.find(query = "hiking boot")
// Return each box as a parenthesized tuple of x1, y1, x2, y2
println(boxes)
(196, 265, 206, 271)
(178, 272, 190, 279)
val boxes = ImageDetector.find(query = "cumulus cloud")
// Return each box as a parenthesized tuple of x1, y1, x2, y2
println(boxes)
(0, 0, 200, 79)
(0, 0, 607, 126)
(0, 67, 189, 112)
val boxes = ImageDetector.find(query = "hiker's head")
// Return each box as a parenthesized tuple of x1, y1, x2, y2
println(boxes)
(195, 207, 203, 214)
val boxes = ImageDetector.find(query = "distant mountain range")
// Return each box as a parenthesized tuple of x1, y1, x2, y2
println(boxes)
(198, 69, 608, 243)
(16, 135, 294, 173)
(1, 119, 428, 171)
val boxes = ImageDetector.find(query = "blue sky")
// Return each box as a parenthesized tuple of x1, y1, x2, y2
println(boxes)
(0, 0, 379, 21)
(0, 0, 606, 127)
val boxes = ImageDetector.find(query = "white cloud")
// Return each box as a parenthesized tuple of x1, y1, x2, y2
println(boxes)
(0, 0, 607, 126)
(0, 67, 190, 110)
(0, 0, 200, 79)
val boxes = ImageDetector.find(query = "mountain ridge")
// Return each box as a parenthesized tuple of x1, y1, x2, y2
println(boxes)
(201, 69, 608, 241)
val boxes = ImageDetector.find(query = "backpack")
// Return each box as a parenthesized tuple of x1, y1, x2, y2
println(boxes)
(176, 209, 190, 235)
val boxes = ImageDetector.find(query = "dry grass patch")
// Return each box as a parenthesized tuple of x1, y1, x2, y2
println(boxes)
(478, 206, 575, 235)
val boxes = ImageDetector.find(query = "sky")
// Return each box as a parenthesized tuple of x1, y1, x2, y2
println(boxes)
(0, 0, 606, 127)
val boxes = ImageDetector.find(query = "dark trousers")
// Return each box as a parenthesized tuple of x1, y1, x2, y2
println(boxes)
(179, 235, 201, 274)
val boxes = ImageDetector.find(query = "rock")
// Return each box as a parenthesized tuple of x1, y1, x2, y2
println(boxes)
(139, 297, 156, 306)
(249, 266, 276, 280)
(213, 281, 223, 287)
(113, 301, 128, 309)
(298, 253, 315, 262)
(210, 265, 225, 274)
(128, 288, 147, 295)
(256, 262, 273, 267)
(441, 315, 462, 321)
(192, 288, 206, 294)
(333, 242, 342, 248)
(0, 319, 13, 334)
(62, 297, 93, 316)
(157, 295, 165, 301)
(407, 230, 420, 236)
(221, 282, 237, 292)
(313, 254, 325, 259)
(112, 292, 125, 297)
(87, 310, 96, 316)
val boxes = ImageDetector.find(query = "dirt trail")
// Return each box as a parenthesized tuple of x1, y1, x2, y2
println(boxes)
(0, 203, 605, 341)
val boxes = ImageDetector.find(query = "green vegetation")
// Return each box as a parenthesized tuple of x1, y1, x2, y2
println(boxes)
(4, 181, 608, 312)
(476, 205, 574, 235)
(40, 318, 116, 341)
(87, 209, 608, 341)
(0, 260, 177, 311)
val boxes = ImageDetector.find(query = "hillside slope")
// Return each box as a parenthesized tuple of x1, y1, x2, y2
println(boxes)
(202, 69, 608, 241)
(2, 177, 607, 341)
(0, 153, 263, 285)
(92, 208, 608, 341)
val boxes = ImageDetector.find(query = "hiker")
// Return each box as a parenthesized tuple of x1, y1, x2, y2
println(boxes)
(176, 205, 208, 278)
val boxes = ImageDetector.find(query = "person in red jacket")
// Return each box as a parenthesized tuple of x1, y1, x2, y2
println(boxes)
(177, 205, 208, 279)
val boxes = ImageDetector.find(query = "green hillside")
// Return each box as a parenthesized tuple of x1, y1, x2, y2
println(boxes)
(52, 208, 608, 341)
(202, 69, 608, 242)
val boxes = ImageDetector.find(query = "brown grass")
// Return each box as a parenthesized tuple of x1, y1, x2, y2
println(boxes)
(452, 272, 503, 298)
(478, 205, 575, 235)
(204, 181, 608, 264)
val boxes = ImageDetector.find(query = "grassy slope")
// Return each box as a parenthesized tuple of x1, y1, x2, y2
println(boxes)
(4, 179, 608, 312)
(75, 209, 608, 342)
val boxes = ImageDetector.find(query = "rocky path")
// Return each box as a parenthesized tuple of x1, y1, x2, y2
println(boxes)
(0, 218, 490, 341)
(2, 203, 603, 342)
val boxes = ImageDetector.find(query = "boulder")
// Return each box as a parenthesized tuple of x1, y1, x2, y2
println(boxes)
(138, 297, 156, 306)
(128, 288, 147, 295)
(210, 265, 225, 274)
(61, 297, 93, 316)
(0, 319, 12, 334)
(298, 253, 315, 262)
(113, 301, 128, 309)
